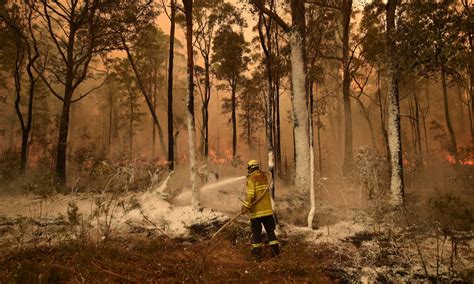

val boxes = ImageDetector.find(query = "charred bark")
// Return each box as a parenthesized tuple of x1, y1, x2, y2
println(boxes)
(231, 82, 237, 160)
(441, 66, 459, 164)
(342, 0, 353, 176)
(183, 0, 200, 208)
(167, 0, 176, 171)
(307, 81, 316, 228)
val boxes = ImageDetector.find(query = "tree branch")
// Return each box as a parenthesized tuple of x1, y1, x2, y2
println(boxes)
(71, 76, 110, 103)
(33, 65, 64, 101)
(250, 0, 290, 32)
(305, 0, 342, 11)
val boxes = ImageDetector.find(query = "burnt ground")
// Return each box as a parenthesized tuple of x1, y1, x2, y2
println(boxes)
(0, 235, 337, 283)
(1, 173, 473, 283)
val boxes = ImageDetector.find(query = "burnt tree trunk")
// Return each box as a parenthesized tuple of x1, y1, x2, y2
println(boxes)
(202, 56, 211, 158)
(413, 82, 423, 167)
(441, 66, 459, 163)
(129, 87, 134, 158)
(231, 81, 237, 160)
(152, 68, 157, 159)
(342, 0, 353, 176)
(108, 88, 113, 152)
(183, 0, 200, 208)
(56, 24, 77, 185)
(167, 0, 176, 171)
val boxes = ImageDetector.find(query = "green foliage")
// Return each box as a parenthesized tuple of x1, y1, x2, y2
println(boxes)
(212, 25, 250, 85)
(305, 4, 338, 84)
(397, 0, 468, 79)
(238, 70, 266, 144)
(133, 24, 169, 91)
(359, 0, 386, 66)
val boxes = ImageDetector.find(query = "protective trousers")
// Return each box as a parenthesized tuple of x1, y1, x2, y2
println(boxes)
(250, 215, 280, 259)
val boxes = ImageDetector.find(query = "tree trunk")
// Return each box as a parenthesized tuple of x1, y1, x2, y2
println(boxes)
(413, 82, 423, 167)
(56, 27, 76, 185)
(203, 101, 209, 157)
(203, 56, 211, 159)
(377, 68, 390, 165)
(422, 86, 430, 154)
(386, 0, 404, 207)
(183, 0, 199, 208)
(315, 87, 323, 175)
(357, 100, 376, 149)
(21, 49, 39, 174)
(56, 96, 72, 186)
(231, 83, 237, 160)
(152, 67, 158, 159)
(290, 0, 310, 193)
(441, 66, 459, 163)
(274, 29, 282, 177)
(275, 79, 282, 176)
(307, 81, 316, 229)
(342, 0, 353, 176)
(167, 0, 176, 171)
(247, 100, 251, 149)
(129, 88, 134, 158)
(468, 97, 473, 144)
(13, 37, 26, 173)
(468, 34, 474, 143)
(258, 13, 276, 199)
(122, 37, 168, 160)
(108, 88, 113, 153)
(408, 99, 417, 159)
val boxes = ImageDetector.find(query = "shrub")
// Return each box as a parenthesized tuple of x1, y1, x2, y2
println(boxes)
(351, 146, 390, 201)
(0, 148, 20, 184)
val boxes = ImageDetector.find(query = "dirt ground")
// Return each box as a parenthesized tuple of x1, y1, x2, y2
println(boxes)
(0, 234, 338, 282)
(0, 173, 473, 282)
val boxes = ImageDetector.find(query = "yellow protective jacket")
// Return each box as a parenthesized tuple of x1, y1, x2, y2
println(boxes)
(242, 170, 273, 219)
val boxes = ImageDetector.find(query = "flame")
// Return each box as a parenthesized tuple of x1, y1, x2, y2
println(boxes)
(446, 154, 474, 166)
(208, 148, 230, 164)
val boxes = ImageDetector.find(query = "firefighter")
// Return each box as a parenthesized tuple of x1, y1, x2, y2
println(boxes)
(241, 159, 280, 260)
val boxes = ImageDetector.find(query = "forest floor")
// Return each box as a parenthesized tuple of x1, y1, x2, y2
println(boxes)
(0, 174, 473, 282)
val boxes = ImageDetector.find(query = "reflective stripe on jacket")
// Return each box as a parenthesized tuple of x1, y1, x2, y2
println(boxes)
(243, 170, 273, 219)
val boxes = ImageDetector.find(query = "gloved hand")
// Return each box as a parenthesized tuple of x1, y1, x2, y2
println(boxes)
(241, 206, 249, 214)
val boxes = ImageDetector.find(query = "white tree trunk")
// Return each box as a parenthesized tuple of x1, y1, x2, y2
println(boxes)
(289, 30, 310, 193)
(386, 0, 404, 207)
(183, 0, 200, 209)
(387, 71, 403, 207)
(187, 90, 200, 208)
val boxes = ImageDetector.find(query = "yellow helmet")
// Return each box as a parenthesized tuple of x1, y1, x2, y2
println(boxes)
(247, 159, 260, 171)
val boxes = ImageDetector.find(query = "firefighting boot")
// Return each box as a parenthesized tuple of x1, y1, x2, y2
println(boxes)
(270, 244, 280, 257)
(251, 247, 262, 261)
